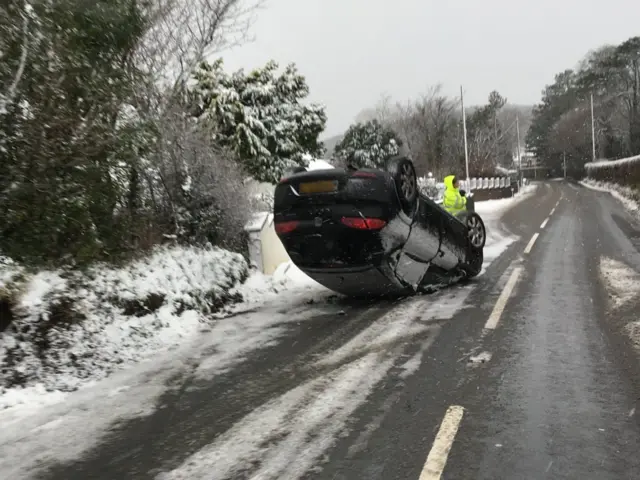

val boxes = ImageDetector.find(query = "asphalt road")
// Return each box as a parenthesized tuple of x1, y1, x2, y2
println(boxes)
(37, 181, 640, 480)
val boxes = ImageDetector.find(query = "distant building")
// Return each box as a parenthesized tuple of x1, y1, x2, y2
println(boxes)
(512, 149, 549, 179)
(512, 149, 539, 168)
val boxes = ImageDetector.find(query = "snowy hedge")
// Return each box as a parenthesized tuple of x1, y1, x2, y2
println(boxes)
(417, 177, 442, 201)
(580, 180, 640, 214)
(0, 246, 248, 393)
(585, 154, 640, 187)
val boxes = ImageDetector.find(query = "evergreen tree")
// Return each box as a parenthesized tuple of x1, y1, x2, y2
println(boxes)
(0, 0, 150, 263)
(192, 59, 327, 184)
(527, 36, 640, 176)
(333, 119, 401, 169)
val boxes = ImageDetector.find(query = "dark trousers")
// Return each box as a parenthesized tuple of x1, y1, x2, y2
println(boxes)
(465, 196, 475, 212)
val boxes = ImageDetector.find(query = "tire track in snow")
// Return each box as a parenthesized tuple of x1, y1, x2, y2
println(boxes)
(316, 288, 471, 368)
(155, 352, 398, 480)
(154, 288, 473, 480)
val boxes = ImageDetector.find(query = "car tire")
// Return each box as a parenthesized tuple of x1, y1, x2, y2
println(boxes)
(457, 211, 486, 250)
(463, 247, 483, 278)
(387, 157, 418, 215)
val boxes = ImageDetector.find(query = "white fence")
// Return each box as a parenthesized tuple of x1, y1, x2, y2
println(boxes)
(418, 176, 514, 204)
(458, 177, 511, 190)
(418, 176, 512, 194)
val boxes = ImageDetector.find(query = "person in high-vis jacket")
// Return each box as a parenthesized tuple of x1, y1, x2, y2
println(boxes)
(442, 174, 467, 214)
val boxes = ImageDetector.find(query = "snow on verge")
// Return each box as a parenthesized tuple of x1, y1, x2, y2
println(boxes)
(219, 260, 330, 315)
(579, 179, 640, 216)
(599, 256, 640, 354)
(0, 355, 189, 478)
(599, 257, 640, 310)
(585, 154, 640, 170)
(0, 246, 248, 403)
(0, 290, 341, 478)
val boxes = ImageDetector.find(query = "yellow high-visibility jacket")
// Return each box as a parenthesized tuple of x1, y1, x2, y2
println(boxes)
(442, 175, 467, 214)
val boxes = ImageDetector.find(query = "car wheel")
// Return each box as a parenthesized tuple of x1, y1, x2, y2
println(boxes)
(387, 157, 418, 215)
(454, 211, 486, 250)
(464, 247, 483, 278)
(466, 212, 486, 249)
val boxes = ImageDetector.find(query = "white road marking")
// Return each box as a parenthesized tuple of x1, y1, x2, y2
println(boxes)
(540, 218, 549, 229)
(484, 267, 522, 330)
(419, 405, 465, 480)
(549, 207, 555, 215)
(523, 233, 539, 254)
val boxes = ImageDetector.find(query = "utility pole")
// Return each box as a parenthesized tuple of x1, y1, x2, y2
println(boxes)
(563, 151, 567, 178)
(591, 93, 596, 162)
(460, 85, 470, 191)
(494, 114, 498, 162)
(516, 115, 522, 188)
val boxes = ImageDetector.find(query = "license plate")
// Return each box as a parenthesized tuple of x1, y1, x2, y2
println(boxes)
(298, 180, 338, 194)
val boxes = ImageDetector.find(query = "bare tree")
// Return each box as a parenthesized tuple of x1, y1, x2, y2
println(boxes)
(353, 93, 395, 125)
(0, 1, 31, 113)
(389, 85, 459, 177)
(348, 87, 530, 179)
(145, 105, 251, 249)
(137, 0, 264, 104)
(125, 0, 265, 247)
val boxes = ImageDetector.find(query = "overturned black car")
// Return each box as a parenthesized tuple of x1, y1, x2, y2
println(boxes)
(273, 157, 486, 296)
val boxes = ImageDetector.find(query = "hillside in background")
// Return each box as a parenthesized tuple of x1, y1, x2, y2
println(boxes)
(322, 133, 344, 157)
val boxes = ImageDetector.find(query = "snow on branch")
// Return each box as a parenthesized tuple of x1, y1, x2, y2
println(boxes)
(139, 0, 264, 96)
(585, 154, 640, 169)
(0, 1, 31, 114)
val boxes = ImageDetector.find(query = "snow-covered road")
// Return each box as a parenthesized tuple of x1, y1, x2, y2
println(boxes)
(0, 187, 538, 480)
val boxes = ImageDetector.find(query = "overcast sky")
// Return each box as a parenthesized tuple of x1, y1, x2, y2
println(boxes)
(222, 0, 640, 137)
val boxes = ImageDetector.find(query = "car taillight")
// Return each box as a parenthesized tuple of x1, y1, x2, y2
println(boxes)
(275, 220, 299, 234)
(340, 217, 387, 230)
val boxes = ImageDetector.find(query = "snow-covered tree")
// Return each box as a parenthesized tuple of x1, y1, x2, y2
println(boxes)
(0, 0, 151, 263)
(333, 119, 401, 169)
(0, 0, 268, 264)
(191, 59, 327, 184)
